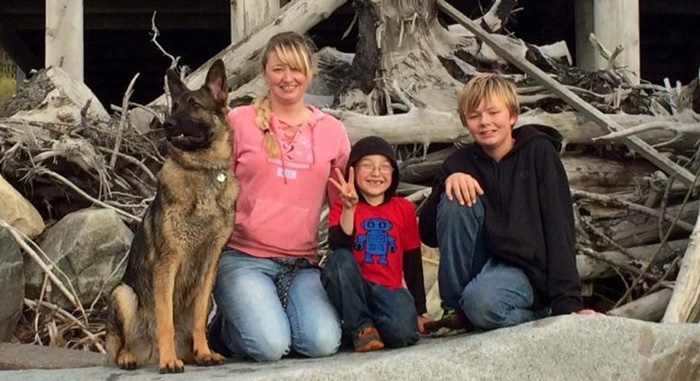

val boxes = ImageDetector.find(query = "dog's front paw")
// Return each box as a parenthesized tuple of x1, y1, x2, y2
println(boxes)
(195, 349, 226, 366)
(117, 351, 137, 370)
(159, 357, 184, 373)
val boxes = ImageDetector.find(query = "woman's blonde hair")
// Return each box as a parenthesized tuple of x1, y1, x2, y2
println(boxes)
(254, 32, 315, 158)
(457, 73, 519, 127)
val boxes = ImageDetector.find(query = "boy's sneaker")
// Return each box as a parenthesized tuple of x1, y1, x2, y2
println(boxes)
(353, 326, 385, 352)
(424, 309, 471, 334)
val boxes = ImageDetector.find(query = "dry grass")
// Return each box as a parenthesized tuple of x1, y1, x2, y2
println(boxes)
(0, 76, 15, 100)
(0, 54, 16, 108)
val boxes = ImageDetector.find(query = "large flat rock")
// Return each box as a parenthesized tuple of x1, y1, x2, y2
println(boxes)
(0, 343, 106, 370)
(1, 315, 699, 381)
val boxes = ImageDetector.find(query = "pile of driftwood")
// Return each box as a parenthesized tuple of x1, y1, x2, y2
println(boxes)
(1, 0, 700, 354)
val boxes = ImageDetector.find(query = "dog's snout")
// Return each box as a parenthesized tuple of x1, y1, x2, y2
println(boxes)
(163, 118, 176, 131)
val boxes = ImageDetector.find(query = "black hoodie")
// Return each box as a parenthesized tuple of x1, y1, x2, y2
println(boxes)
(328, 136, 426, 314)
(419, 125, 583, 315)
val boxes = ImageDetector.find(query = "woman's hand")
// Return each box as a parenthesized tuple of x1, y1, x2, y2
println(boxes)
(329, 167, 358, 210)
(444, 172, 484, 207)
(417, 314, 434, 334)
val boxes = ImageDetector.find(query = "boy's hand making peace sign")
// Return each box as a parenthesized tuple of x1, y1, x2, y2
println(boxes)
(329, 167, 359, 210)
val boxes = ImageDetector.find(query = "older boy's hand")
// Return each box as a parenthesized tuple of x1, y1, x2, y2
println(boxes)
(445, 172, 484, 207)
(573, 309, 602, 316)
(329, 167, 359, 210)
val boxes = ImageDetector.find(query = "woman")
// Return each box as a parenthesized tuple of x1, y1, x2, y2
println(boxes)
(209, 32, 350, 361)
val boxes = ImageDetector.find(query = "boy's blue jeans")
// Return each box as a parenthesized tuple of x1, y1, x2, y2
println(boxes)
(213, 249, 341, 361)
(437, 194, 547, 330)
(321, 248, 419, 348)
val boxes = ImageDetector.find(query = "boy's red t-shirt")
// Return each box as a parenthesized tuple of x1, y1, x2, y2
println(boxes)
(328, 197, 421, 290)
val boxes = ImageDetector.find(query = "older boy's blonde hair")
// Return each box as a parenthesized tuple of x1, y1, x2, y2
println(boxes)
(458, 73, 519, 127)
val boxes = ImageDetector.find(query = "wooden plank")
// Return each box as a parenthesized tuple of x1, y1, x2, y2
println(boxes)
(437, 0, 695, 186)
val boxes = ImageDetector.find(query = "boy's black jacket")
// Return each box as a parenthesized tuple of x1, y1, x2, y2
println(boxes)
(419, 125, 583, 315)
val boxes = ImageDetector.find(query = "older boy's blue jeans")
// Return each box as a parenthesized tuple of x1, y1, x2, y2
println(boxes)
(437, 194, 547, 329)
(212, 249, 341, 361)
(321, 249, 419, 348)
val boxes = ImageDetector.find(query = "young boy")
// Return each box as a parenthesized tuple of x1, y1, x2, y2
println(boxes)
(419, 74, 594, 333)
(321, 136, 431, 352)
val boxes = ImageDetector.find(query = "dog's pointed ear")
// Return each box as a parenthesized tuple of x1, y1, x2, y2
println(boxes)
(204, 59, 228, 106)
(166, 69, 188, 99)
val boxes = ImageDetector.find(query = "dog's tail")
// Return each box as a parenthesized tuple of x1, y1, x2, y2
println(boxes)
(106, 284, 139, 367)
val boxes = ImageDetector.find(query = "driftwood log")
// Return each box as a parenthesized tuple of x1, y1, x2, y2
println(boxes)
(339, 108, 700, 150)
(663, 209, 700, 323)
(577, 239, 688, 281)
(608, 289, 673, 322)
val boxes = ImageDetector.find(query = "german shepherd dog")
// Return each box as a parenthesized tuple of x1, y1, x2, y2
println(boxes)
(106, 59, 238, 373)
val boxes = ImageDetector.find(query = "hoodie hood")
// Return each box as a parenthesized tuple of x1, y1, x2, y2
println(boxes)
(473, 124, 563, 162)
(347, 136, 399, 204)
(512, 124, 563, 152)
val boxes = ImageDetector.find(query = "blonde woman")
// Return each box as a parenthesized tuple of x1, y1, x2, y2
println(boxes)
(208, 32, 350, 361)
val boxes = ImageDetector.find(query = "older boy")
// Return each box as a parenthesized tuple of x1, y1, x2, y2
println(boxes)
(420, 74, 592, 332)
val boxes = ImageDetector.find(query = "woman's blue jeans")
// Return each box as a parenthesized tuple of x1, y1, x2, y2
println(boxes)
(212, 249, 341, 361)
(321, 248, 418, 348)
(437, 194, 547, 330)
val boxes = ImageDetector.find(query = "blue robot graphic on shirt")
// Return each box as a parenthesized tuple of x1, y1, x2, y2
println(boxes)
(354, 218, 396, 264)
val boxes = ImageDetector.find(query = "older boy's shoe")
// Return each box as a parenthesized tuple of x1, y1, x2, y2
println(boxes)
(424, 309, 471, 333)
(353, 326, 385, 352)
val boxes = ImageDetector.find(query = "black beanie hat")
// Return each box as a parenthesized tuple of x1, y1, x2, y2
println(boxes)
(347, 136, 399, 203)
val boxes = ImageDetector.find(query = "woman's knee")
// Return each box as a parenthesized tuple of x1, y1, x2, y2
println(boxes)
(293, 322, 341, 358)
(224, 319, 291, 362)
(247, 336, 291, 362)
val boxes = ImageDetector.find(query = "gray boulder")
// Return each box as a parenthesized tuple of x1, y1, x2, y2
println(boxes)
(25, 208, 132, 310)
(0, 228, 23, 342)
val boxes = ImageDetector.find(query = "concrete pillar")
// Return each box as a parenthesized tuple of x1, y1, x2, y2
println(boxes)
(230, 0, 281, 44)
(45, 0, 84, 81)
(575, 0, 639, 81)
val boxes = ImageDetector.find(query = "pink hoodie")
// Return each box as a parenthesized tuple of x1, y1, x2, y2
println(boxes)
(227, 105, 350, 260)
